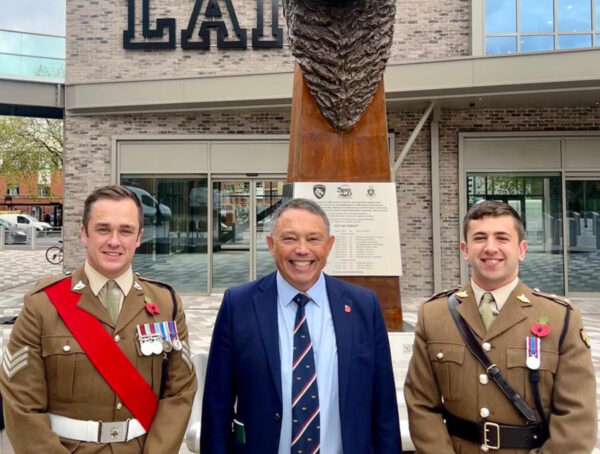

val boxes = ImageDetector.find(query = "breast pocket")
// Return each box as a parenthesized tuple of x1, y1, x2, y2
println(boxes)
(41, 336, 94, 402)
(427, 342, 465, 401)
(506, 347, 558, 407)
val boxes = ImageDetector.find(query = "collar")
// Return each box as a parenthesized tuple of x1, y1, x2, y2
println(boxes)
(471, 277, 520, 311)
(84, 260, 133, 296)
(276, 271, 326, 308)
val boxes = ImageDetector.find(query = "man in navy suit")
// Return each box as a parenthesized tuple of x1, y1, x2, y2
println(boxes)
(201, 198, 401, 454)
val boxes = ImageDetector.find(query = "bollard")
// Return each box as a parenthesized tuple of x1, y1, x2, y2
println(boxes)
(0, 226, 4, 251)
(30, 226, 36, 251)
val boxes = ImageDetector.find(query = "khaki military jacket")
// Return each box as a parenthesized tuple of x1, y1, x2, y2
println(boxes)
(0, 266, 198, 454)
(404, 281, 597, 454)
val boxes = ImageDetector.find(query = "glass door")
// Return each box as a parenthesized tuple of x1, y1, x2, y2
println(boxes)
(565, 179, 600, 294)
(120, 176, 209, 293)
(211, 181, 251, 290)
(255, 180, 285, 279)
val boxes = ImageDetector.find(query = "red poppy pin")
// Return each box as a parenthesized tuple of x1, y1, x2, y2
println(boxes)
(344, 305, 351, 313)
(531, 315, 550, 338)
(144, 295, 160, 315)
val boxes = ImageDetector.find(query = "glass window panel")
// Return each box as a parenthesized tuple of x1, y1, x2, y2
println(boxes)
(0, 0, 66, 36)
(597, 0, 600, 29)
(20, 56, 64, 78)
(520, 35, 555, 51)
(486, 0, 517, 33)
(255, 180, 285, 280)
(557, 0, 591, 31)
(596, 34, 600, 44)
(566, 180, 600, 292)
(21, 34, 65, 58)
(558, 33, 592, 48)
(521, 0, 554, 32)
(0, 31, 22, 54)
(486, 36, 518, 54)
(0, 54, 21, 76)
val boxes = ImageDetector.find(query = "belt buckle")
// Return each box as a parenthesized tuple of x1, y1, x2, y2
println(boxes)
(99, 420, 129, 443)
(484, 421, 500, 450)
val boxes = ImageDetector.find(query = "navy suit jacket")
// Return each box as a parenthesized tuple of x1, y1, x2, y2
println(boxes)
(200, 272, 402, 454)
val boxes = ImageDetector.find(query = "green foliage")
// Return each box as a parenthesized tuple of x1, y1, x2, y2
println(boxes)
(0, 116, 63, 184)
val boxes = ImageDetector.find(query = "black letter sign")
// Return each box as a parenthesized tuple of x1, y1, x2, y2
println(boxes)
(252, 0, 283, 48)
(123, 0, 176, 49)
(181, 0, 247, 49)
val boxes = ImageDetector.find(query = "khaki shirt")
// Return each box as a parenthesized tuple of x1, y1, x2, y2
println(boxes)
(0, 266, 198, 454)
(404, 281, 597, 454)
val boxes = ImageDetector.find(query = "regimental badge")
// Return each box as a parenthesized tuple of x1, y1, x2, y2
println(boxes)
(313, 184, 326, 200)
(517, 294, 530, 303)
(580, 329, 591, 349)
(456, 291, 468, 299)
(367, 185, 375, 199)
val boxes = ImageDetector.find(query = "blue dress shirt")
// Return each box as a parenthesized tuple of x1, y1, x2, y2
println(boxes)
(276, 272, 343, 454)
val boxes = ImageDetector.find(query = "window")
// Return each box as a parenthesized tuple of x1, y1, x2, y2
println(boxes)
(485, 0, 600, 54)
(38, 185, 50, 197)
(6, 185, 19, 196)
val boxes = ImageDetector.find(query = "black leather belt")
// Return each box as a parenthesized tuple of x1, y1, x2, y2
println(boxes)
(444, 411, 547, 450)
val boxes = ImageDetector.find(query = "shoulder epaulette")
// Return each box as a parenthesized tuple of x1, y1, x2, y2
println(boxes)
(136, 275, 176, 293)
(532, 289, 573, 309)
(29, 273, 70, 295)
(425, 287, 459, 303)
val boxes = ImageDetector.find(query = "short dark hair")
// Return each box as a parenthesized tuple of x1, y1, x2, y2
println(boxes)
(270, 198, 330, 235)
(463, 200, 524, 242)
(82, 185, 143, 233)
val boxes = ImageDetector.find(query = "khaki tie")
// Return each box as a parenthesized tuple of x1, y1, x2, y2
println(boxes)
(479, 292, 497, 331)
(103, 280, 121, 323)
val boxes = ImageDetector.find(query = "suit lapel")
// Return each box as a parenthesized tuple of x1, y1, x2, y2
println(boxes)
(70, 267, 114, 327)
(455, 283, 486, 340)
(485, 281, 531, 341)
(115, 277, 146, 335)
(326, 276, 353, 412)
(253, 274, 282, 402)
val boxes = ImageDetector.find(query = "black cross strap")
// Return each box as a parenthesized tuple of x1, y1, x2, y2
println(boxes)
(448, 294, 538, 424)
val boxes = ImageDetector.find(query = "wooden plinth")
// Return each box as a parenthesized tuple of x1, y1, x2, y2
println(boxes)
(288, 64, 403, 331)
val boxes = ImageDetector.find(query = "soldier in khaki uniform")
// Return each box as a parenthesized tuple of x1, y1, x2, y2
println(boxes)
(405, 201, 597, 453)
(0, 185, 198, 453)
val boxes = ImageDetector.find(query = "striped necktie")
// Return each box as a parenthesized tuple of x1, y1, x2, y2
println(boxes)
(291, 293, 320, 454)
(479, 291, 497, 331)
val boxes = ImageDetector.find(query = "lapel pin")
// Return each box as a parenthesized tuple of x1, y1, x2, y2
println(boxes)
(456, 291, 468, 299)
(72, 281, 86, 291)
(517, 294, 530, 303)
(133, 281, 142, 291)
(344, 305, 351, 313)
(144, 295, 160, 315)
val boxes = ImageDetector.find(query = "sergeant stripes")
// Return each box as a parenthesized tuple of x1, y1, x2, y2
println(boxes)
(2, 345, 29, 381)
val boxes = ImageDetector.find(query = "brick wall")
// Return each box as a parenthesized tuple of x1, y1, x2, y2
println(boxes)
(67, 0, 471, 84)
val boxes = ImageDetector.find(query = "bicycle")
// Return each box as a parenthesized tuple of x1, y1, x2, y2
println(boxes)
(46, 240, 63, 265)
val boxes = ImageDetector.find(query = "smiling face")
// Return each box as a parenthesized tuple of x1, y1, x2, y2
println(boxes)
(81, 198, 143, 279)
(460, 215, 527, 291)
(266, 208, 335, 292)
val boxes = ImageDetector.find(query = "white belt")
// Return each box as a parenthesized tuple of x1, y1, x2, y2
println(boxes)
(48, 413, 146, 443)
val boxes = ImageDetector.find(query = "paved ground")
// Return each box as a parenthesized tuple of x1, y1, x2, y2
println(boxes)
(0, 249, 599, 452)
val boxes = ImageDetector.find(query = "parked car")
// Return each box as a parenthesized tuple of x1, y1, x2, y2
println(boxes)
(125, 186, 172, 223)
(0, 218, 27, 244)
(0, 213, 51, 232)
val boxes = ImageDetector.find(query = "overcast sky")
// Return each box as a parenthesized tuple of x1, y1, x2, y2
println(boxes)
(0, 0, 65, 36)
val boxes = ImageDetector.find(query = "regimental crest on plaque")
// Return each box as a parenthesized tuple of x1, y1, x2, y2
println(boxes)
(367, 185, 376, 199)
(313, 184, 326, 199)
(337, 185, 352, 198)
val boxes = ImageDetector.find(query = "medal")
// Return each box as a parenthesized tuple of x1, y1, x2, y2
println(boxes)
(526, 336, 540, 370)
(147, 323, 163, 355)
(159, 322, 173, 352)
(137, 325, 153, 356)
(169, 320, 183, 351)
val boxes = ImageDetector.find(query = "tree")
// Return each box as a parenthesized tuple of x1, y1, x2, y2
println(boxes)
(0, 116, 63, 185)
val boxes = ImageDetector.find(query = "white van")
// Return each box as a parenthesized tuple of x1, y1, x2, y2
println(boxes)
(0, 213, 51, 232)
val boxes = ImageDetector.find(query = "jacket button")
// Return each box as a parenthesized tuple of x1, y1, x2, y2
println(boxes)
(436, 352, 444, 360)
(114, 334, 120, 342)
(62, 345, 71, 352)
(482, 342, 491, 352)
(116, 402, 123, 410)
(274, 413, 281, 422)
(479, 373, 489, 385)
(480, 407, 490, 418)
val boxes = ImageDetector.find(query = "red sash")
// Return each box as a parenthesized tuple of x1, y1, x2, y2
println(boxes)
(45, 277, 158, 431)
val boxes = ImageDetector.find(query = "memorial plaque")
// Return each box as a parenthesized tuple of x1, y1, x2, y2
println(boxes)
(290, 182, 402, 277)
